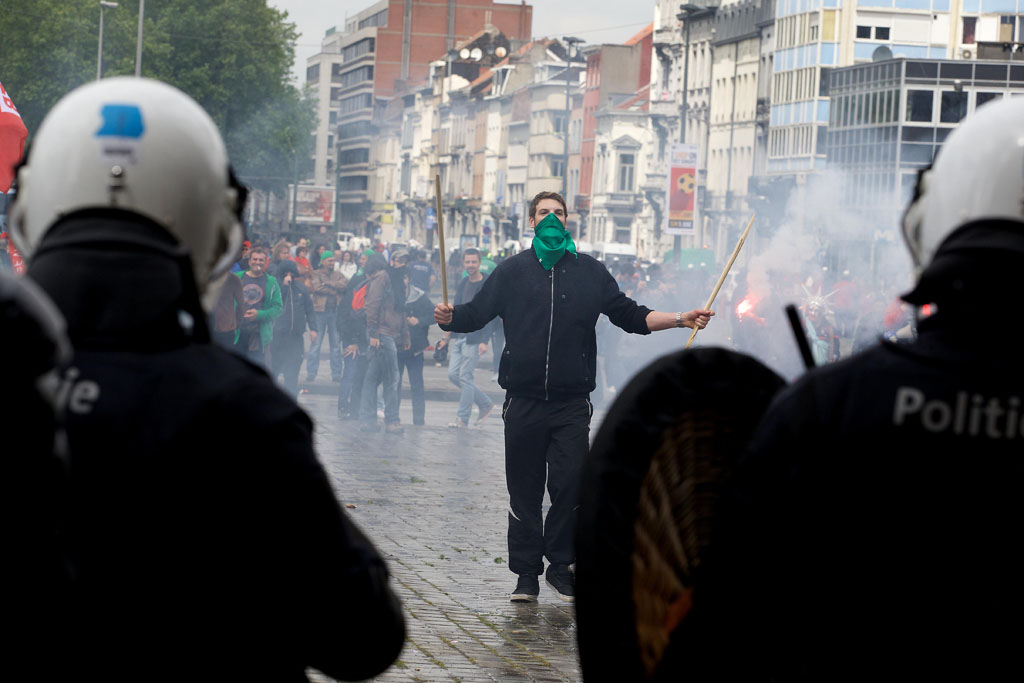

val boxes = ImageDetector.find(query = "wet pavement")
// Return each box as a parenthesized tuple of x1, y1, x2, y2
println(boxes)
(299, 384, 584, 682)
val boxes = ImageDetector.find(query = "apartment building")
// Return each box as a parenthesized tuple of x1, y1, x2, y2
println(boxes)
(767, 0, 1024, 178)
(306, 0, 532, 235)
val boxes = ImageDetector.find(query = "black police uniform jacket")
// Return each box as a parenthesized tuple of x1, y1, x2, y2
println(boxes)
(679, 311, 1024, 682)
(441, 248, 651, 400)
(27, 216, 405, 683)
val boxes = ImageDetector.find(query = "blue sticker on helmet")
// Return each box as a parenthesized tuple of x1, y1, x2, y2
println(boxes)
(96, 104, 145, 138)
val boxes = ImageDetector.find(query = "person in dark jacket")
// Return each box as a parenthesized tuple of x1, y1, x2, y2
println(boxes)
(398, 272, 434, 426)
(359, 254, 409, 433)
(668, 96, 1024, 683)
(8, 78, 405, 682)
(435, 191, 713, 603)
(336, 265, 369, 419)
(270, 259, 317, 397)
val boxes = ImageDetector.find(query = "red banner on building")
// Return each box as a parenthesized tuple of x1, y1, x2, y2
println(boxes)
(0, 80, 28, 193)
(665, 143, 698, 236)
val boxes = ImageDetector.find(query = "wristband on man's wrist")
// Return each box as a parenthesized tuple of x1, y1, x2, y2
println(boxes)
(675, 311, 684, 328)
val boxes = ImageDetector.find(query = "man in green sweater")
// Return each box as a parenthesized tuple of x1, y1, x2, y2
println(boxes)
(235, 246, 282, 366)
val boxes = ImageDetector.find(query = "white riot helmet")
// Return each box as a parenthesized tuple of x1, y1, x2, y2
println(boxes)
(902, 96, 1024, 271)
(8, 78, 245, 304)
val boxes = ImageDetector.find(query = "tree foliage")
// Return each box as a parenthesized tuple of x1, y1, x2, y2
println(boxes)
(0, 0, 314, 196)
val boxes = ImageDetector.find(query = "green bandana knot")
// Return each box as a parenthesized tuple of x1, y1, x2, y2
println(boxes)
(532, 213, 577, 271)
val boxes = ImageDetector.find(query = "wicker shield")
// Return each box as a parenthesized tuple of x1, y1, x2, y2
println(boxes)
(576, 347, 785, 681)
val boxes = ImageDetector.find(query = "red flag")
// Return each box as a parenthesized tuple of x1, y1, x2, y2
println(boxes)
(0, 80, 29, 193)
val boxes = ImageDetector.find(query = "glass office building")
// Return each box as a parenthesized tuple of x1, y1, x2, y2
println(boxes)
(768, 0, 1024, 175)
(826, 57, 1024, 227)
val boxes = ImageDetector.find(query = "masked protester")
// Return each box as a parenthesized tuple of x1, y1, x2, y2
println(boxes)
(678, 96, 1024, 681)
(435, 191, 714, 603)
(8, 78, 404, 682)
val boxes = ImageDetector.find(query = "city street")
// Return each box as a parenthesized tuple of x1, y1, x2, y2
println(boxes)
(299, 366, 583, 682)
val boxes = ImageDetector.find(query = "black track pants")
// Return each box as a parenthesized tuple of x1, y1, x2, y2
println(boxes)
(503, 395, 592, 576)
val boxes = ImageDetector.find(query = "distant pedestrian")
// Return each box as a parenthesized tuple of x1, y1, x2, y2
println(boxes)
(338, 249, 358, 281)
(399, 268, 433, 426)
(270, 260, 317, 397)
(436, 248, 495, 428)
(231, 240, 251, 274)
(236, 247, 283, 367)
(359, 255, 408, 433)
(337, 261, 370, 419)
(306, 251, 346, 382)
(210, 267, 244, 349)
(409, 248, 436, 293)
(435, 191, 713, 604)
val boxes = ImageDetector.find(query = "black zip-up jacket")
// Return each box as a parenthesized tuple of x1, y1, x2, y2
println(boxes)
(337, 272, 368, 348)
(404, 285, 434, 354)
(440, 248, 651, 400)
(672, 311, 1024, 681)
(27, 216, 405, 683)
(273, 263, 316, 339)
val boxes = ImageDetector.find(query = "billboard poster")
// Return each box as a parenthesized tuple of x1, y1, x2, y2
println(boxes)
(664, 143, 698, 236)
(288, 185, 335, 224)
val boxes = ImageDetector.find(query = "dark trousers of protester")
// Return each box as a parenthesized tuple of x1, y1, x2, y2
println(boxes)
(338, 344, 368, 415)
(360, 335, 400, 425)
(397, 350, 425, 425)
(211, 330, 237, 350)
(307, 309, 343, 381)
(503, 396, 592, 577)
(270, 333, 305, 397)
(236, 328, 267, 368)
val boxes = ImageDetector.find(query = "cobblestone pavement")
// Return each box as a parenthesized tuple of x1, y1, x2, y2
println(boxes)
(300, 392, 585, 682)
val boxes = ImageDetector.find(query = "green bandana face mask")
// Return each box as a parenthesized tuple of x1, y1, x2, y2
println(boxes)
(532, 212, 577, 271)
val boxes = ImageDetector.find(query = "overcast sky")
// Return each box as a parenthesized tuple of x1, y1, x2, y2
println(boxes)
(268, 0, 654, 84)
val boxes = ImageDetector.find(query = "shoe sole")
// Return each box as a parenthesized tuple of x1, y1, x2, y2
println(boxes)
(510, 593, 538, 603)
(545, 578, 575, 603)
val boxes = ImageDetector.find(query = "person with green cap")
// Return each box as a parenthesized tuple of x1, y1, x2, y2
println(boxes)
(434, 190, 714, 604)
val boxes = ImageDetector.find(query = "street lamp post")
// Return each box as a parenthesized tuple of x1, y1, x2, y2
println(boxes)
(561, 36, 584, 201)
(135, 0, 145, 77)
(97, 1, 119, 81)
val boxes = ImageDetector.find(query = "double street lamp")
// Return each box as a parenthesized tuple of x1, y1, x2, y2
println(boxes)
(97, 1, 119, 81)
(97, 0, 146, 81)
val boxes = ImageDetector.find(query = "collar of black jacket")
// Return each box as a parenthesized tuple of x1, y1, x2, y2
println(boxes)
(27, 212, 210, 351)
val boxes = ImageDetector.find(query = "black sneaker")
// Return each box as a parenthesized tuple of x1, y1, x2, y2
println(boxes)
(510, 574, 539, 603)
(545, 564, 575, 603)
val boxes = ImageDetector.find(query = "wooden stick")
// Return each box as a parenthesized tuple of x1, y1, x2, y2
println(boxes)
(685, 213, 755, 349)
(434, 174, 449, 306)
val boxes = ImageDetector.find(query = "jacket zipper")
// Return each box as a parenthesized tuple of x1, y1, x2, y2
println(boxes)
(544, 268, 554, 401)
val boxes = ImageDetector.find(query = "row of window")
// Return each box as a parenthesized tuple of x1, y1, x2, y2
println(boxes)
(339, 120, 372, 139)
(339, 93, 373, 114)
(357, 9, 387, 31)
(340, 65, 374, 89)
(769, 124, 827, 158)
(773, 67, 823, 105)
(338, 175, 368, 192)
(855, 25, 890, 40)
(342, 38, 374, 63)
(339, 148, 369, 166)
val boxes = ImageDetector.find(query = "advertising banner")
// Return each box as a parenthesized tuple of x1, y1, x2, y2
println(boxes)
(288, 185, 335, 224)
(664, 143, 698, 236)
